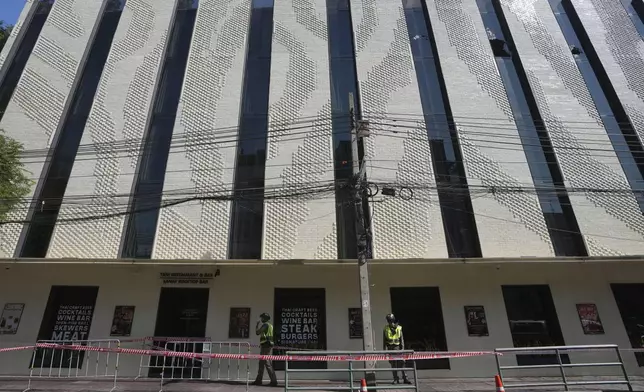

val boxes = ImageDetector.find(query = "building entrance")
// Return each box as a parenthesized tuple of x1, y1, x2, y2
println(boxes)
(273, 288, 326, 370)
(390, 287, 450, 370)
(149, 287, 209, 378)
(611, 283, 644, 367)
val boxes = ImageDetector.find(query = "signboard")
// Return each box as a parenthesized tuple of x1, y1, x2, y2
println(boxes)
(576, 303, 604, 334)
(279, 307, 320, 348)
(229, 307, 251, 339)
(348, 308, 363, 339)
(110, 306, 135, 337)
(160, 272, 215, 285)
(0, 303, 24, 335)
(464, 305, 489, 336)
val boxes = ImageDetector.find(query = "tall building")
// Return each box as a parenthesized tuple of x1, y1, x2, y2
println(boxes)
(1, 0, 644, 379)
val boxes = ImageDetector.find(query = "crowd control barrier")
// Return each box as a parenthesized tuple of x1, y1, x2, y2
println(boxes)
(159, 340, 251, 391)
(284, 350, 419, 392)
(24, 339, 120, 392)
(495, 344, 633, 391)
(136, 337, 211, 379)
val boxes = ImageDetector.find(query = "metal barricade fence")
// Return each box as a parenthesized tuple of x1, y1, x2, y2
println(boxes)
(25, 339, 120, 392)
(159, 341, 251, 392)
(136, 337, 211, 379)
(284, 350, 419, 392)
(495, 345, 633, 391)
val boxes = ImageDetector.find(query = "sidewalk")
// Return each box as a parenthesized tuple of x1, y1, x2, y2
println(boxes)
(0, 377, 642, 392)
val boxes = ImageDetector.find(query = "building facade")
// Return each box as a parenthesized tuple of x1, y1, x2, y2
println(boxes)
(1, 0, 644, 379)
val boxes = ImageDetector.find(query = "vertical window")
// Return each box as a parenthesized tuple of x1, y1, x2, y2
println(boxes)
(402, 0, 482, 258)
(550, 0, 644, 212)
(502, 285, 568, 366)
(621, 0, 644, 38)
(121, 0, 198, 258)
(611, 284, 644, 367)
(326, 0, 361, 259)
(19, 0, 126, 257)
(0, 0, 55, 121)
(476, 0, 587, 257)
(228, 0, 274, 259)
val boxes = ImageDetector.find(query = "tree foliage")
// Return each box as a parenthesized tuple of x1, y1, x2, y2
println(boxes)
(0, 20, 13, 53)
(0, 130, 32, 222)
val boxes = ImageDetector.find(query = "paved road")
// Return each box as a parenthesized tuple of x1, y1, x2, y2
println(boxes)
(0, 376, 643, 392)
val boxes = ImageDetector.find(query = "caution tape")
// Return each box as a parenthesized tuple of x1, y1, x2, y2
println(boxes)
(132, 336, 315, 351)
(31, 343, 496, 362)
(0, 345, 36, 353)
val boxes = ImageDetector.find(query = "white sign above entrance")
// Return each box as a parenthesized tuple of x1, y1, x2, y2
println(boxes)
(160, 272, 215, 285)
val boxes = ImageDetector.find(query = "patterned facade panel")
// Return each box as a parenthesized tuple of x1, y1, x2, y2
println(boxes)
(262, 0, 336, 260)
(352, 0, 448, 259)
(501, 0, 644, 256)
(152, 0, 251, 260)
(0, 0, 104, 258)
(48, 0, 175, 258)
(0, 0, 35, 73)
(570, 0, 644, 156)
(426, 0, 554, 257)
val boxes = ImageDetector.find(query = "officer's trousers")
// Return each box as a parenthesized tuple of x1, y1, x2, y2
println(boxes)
(255, 344, 277, 385)
(386, 344, 408, 381)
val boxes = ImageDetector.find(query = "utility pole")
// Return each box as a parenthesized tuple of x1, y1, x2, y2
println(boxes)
(348, 93, 376, 385)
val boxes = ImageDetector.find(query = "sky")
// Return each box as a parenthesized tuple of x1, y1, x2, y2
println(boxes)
(0, 0, 27, 25)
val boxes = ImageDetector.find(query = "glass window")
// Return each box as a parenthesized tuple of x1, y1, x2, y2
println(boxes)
(325, 0, 360, 259)
(0, 0, 55, 121)
(122, 1, 198, 258)
(550, 0, 644, 212)
(621, 0, 644, 38)
(476, 0, 587, 256)
(612, 284, 644, 367)
(401, 0, 481, 257)
(228, 0, 274, 259)
(20, 0, 126, 257)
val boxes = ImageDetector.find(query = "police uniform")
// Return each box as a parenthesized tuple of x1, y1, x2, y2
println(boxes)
(384, 315, 410, 384)
(254, 314, 278, 386)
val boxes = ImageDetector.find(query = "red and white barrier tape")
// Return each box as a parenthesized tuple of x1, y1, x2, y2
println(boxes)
(30, 343, 495, 362)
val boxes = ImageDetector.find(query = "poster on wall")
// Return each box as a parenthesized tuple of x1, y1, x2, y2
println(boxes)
(348, 308, 363, 339)
(229, 307, 251, 339)
(464, 305, 489, 336)
(0, 303, 24, 335)
(110, 306, 135, 337)
(576, 303, 604, 334)
(279, 307, 320, 349)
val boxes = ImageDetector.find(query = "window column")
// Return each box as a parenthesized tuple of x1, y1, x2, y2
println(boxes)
(401, 0, 482, 258)
(19, 0, 126, 257)
(228, 0, 275, 259)
(0, 0, 54, 121)
(121, 0, 198, 258)
(476, 0, 587, 256)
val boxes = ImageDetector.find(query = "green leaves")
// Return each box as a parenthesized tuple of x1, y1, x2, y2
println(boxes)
(0, 20, 13, 53)
(0, 130, 33, 222)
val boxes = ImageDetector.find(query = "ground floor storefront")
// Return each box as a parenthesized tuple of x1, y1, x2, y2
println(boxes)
(0, 260, 644, 379)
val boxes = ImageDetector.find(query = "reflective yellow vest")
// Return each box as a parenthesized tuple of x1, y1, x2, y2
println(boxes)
(384, 325, 402, 345)
(260, 323, 274, 345)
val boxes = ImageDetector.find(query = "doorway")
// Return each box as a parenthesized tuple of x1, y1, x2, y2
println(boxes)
(502, 285, 568, 366)
(149, 287, 209, 378)
(389, 287, 450, 370)
(611, 283, 644, 366)
(273, 288, 327, 370)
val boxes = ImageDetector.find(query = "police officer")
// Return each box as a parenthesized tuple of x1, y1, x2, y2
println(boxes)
(383, 314, 411, 384)
(254, 313, 278, 387)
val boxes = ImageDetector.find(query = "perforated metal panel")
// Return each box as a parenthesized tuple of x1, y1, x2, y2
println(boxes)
(352, 0, 448, 259)
(0, 0, 104, 258)
(261, 0, 337, 260)
(426, 0, 554, 257)
(501, 0, 644, 256)
(151, 0, 252, 260)
(48, 0, 175, 258)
